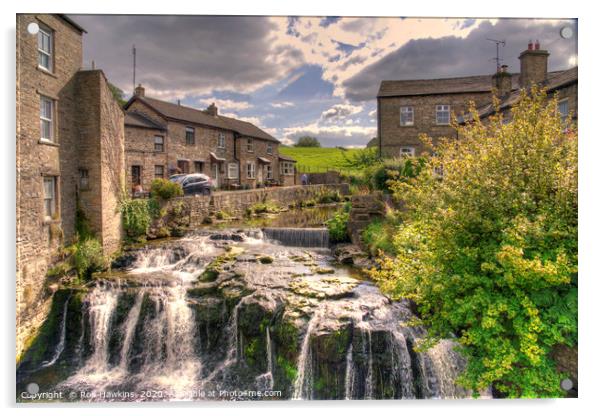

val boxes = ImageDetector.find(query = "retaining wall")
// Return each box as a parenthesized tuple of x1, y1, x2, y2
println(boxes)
(168, 183, 350, 228)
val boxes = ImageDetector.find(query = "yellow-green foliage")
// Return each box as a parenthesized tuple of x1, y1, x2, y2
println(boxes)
(371, 88, 577, 397)
(150, 178, 183, 200)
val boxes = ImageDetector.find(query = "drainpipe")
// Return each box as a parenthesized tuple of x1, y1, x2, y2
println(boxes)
(233, 133, 240, 185)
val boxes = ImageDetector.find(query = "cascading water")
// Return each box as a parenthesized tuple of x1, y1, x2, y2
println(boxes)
(17, 230, 471, 402)
(262, 227, 329, 248)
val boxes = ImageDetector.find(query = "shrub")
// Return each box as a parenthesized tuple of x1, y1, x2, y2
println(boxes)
(361, 217, 398, 257)
(72, 238, 107, 279)
(371, 88, 578, 398)
(121, 198, 151, 238)
(326, 203, 351, 243)
(316, 188, 343, 204)
(247, 200, 280, 216)
(365, 157, 425, 193)
(150, 178, 183, 200)
(294, 136, 321, 147)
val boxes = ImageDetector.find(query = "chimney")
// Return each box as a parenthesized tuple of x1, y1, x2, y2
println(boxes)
(134, 83, 145, 97)
(519, 41, 549, 88)
(206, 102, 218, 117)
(177, 99, 181, 106)
(492, 64, 512, 97)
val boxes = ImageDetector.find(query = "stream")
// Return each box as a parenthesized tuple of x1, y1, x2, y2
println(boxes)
(17, 207, 469, 402)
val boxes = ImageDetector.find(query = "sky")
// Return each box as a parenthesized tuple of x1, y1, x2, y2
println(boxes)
(69, 15, 577, 148)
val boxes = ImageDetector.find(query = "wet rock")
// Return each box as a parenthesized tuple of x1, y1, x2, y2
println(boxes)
(333, 244, 370, 266)
(258, 255, 274, 264)
(209, 232, 245, 242)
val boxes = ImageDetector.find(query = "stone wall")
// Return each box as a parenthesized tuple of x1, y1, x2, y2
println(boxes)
(168, 183, 350, 227)
(16, 14, 84, 356)
(298, 170, 343, 185)
(378, 91, 491, 158)
(124, 125, 169, 192)
(347, 193, 386, 245)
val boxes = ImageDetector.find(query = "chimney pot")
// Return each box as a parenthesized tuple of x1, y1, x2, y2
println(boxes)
(519, 42, 550, 88)
(134, 84, 145, 97)
(528, 40, 533, 50)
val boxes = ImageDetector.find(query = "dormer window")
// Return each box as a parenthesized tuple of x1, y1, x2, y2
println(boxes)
(37, 24, 53, 72)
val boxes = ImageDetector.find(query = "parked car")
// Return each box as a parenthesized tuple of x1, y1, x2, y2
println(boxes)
(169, 174, 187, 184)
(180, 174, 212, 196)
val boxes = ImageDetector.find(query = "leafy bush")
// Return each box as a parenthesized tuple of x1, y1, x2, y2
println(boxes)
(72, 238, 107, 279)
(150, 178, 183, 200)
(121, 198, 151, 238)
(364, 157, 425, 193)
(326, 203, 351, 243)
(316, 188, 343, 204)
(247, 200, 281, 216)
(370, 88, 577, 397)
(294, 136, 321, 147)
(341, 146, 380, 169)
(361, 216, 399, 257)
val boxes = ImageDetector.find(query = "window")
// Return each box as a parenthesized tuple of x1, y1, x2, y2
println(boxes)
(267, 143, 273, 155)
(280, 162, 294, 175)
(194, 161, 204, 173)
(38, 25, 53, 72)
(228, 163, 239, 179)
(246, 162, 255, 179)
(266, 164, 273, 180)
(400, 147, 415, 157)
(246, 138, 254, 152)
(558, 99, 569, 122)
(435, 105, 451, 125)
(154, 165, 164, 178)
(40, 96, 54, 141)
(154, 135, 164, 152)
(43, 176, 57, 219)
(400, 106, 414, 126)
(218, 132, 226, 149)
(185, 127, 195, 145)
(79, 169, 89, 190)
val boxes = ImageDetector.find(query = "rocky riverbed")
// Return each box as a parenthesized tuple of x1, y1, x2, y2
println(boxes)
(17, 229, 469, 402)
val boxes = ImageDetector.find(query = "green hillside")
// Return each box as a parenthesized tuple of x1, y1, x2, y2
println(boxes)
(278, 147, 364, 174)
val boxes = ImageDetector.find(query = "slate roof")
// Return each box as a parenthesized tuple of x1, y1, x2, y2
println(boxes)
(58, 15, 87, 33)
(475, 67, 578, 119)
(124, 111, 166, 130)
(377, 74, 520, 98)
(125, 96, 279, 143)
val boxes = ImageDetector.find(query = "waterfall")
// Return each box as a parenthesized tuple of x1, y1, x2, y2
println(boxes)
(344, 344, 354, 400)
(118, 292, 144, 369)
(363, 328, 374, 400)
(262, 227, 329, 248)
(292, 312, 321, 399)
(85, 285, 119, 373)
(39, 294, 71, 369)
(255, 327, 274, 390)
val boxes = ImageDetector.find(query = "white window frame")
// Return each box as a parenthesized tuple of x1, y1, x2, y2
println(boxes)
(40, 96, 54, 142)
(37, 25, 53, 72)
(246, 161, 255, 179)
(266, 164, 273, 180)
(246, 138, 254, 152)
(435, 104, 451, 125)
(267, 143, 273, 155)
(400, 106, 414, 126)
(218, 132, 226, 149)
(280, 161, 294, 175)
(558, 99, 569, 122)
(400, 147, 415, 157)
(43, 176, 57, 220)
(228, 163, 239, 179)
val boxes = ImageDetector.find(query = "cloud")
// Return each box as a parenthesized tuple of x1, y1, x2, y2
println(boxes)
(198, 97, 252, 112)
(320, 103, 363, 123)
(270, 101, 295, 108)
(344, 18, 578, 101)
(281, 123, 376, 148)
(71, 14, 303, 99)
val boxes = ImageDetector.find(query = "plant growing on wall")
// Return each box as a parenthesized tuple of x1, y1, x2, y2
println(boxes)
(370, 88, 577, 397)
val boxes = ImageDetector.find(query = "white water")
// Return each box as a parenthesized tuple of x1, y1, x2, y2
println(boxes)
(292, 311, 321, 400)
(119, 292, 143, 369)
(39, 295, 71, 369)
(344, 344, 354, 400)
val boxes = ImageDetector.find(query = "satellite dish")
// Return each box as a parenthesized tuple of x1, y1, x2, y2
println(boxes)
(27, 22, 40, 35)
(560, 26, 573, 39)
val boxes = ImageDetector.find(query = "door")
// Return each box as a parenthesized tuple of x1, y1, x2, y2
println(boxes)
(257, 165, 263, 184)
(131, 165, 141, 186)
(177, 160, 190, 174)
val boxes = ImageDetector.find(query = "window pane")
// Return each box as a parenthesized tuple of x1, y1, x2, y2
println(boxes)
(41, 120, 51, 140)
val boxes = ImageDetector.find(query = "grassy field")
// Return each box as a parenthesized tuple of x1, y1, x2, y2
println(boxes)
(278, 146, 365, 174)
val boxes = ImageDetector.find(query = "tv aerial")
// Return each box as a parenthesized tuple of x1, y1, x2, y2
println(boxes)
(487, 38, 506, 71)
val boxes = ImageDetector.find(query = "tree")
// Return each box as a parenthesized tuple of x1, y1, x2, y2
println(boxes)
(108, 83, 127, 107)
(370, 88, 577, 398)
(294, 136, 321, 147)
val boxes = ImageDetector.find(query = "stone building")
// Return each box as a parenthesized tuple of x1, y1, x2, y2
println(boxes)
(124, 88, 296, 192)
(376, 42, 578, 158)
(16, 14, 125, 355)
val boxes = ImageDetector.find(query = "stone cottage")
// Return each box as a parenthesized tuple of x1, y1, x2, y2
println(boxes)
(124, 88, 296, 192)
(376, 42, 578, 158)
(16, 14, 125, 355)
